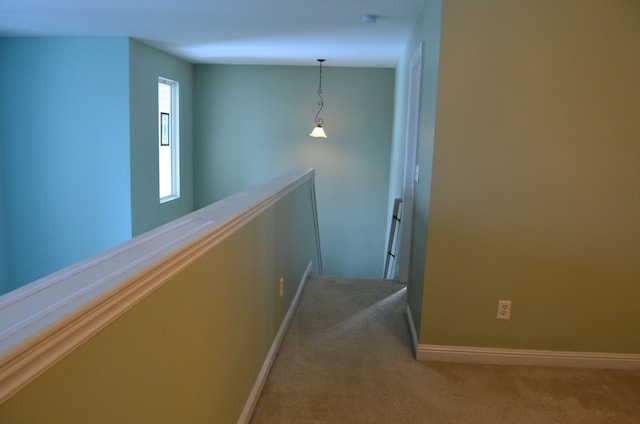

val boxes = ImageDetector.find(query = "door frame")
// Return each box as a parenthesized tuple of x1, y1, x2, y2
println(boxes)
(397, 43, 423, 284)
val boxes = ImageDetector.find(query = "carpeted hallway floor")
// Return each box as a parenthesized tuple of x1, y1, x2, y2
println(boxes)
(250, 276, 640, 423)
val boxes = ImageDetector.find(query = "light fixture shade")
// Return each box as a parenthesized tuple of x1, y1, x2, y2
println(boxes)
(309, 125, 327, 138)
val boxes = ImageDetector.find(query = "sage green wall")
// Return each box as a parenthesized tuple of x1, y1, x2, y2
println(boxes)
(420, 0, 640, 352)
(129, 40, 194, 236)
(389, 0, 443, 335)
(0, 178, 319, 423)
(194, 65, 394, 278)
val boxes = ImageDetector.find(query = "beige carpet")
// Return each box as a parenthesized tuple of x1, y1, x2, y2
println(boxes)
(250, 276, 640, 423)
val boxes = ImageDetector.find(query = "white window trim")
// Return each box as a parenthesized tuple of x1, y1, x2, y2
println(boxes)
(159, 77, 180, 203)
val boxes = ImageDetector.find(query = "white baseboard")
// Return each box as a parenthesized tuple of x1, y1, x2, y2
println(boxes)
(417, 344, 640, 370)
(237, 260, 313, 424)
(405, 305, 419, 355)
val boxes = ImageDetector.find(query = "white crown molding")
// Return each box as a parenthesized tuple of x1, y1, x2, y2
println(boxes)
(417, 344, 640, 370)
(237, 261, 313, 424)
(0, 168, 317, 405)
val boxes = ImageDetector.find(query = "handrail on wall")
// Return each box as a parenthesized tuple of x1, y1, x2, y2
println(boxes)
(0, 167, 322, 405)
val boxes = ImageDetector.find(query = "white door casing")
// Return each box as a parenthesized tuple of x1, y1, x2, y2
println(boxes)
(397, 43, 423, 284)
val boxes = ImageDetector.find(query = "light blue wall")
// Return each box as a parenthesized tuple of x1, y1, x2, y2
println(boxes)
(194, 65, 394, 278)
(0, 37, 132, 293)
(129, 40, 194, 236)
(0, 172, 8, 293)
(0, 40, 391, 287)
(389, 0, 443, 333)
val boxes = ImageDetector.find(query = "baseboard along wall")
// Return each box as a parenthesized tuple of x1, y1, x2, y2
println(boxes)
(405, 306, 640, 370)
(238, 260, 314, 424)
(404, 305, 419, 356)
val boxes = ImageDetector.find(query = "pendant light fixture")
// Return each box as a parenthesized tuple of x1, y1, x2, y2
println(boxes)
(309, 59, 328, 138)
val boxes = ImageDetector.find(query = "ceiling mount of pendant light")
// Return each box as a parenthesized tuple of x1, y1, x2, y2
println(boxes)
(361, 14, 378, 23)
(309, 59, 327, 138)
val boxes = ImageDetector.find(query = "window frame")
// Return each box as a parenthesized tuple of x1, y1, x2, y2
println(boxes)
(158, 76, 180, 203)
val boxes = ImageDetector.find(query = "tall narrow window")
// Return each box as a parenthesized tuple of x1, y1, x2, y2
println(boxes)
(159, 77, 180, 202)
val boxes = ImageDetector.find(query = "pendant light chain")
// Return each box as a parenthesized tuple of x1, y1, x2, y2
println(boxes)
(314, 59, 325, 127)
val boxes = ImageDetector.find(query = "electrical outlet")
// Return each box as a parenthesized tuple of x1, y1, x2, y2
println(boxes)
(496, 300, 511, 320)
(279, 277, 284, 298)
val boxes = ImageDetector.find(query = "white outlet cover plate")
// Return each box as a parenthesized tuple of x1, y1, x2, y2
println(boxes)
(497, 300, 511, 320)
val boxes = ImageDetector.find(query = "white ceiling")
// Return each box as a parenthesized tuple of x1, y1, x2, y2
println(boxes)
(0, 0, 426, 67)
